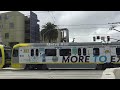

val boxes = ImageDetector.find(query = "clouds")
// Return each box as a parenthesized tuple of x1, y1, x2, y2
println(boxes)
(54, 11, 120, 42)
(16, 11, 120, 42)
(57, 11, 87, 24)
(1, 11, 120, 42)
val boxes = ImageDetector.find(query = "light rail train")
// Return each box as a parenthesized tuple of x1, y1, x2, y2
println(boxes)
(10, 42, 120, 70)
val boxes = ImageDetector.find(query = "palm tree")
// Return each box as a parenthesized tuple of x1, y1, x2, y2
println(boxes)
(41, 22, 58, 43)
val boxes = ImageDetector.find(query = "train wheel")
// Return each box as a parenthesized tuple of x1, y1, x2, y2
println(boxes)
(2, 64, 10, 68)
(36, 64, 48, 70)
(36, 64, 42, 70)
(41, 64, 48, 70)
(24, 64, 35, 70)
(96, 64, 103, 70)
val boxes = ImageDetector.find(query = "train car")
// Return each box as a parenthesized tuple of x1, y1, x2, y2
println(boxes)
(11, 42, 120, 70)
(0, 44, 11, 68)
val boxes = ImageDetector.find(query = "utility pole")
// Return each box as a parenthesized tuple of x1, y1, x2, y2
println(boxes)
(108, 22, 120, 32)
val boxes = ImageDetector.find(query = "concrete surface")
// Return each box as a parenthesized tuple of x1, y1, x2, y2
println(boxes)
(0, 68, 103, 79)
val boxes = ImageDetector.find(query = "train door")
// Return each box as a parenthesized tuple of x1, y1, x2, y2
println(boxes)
(12, 48, 19, 64)
(39, 48, 45, 63)
(29, 47, 41, 63)
(112, 46, 120, 67)
(87, 47, 93, 62)
(104, 46, 111, 63)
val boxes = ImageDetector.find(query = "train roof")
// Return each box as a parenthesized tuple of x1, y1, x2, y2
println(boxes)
(13, 42, 120, 47)
(29, 42, 120, 46)
(13, 43, 29, 48)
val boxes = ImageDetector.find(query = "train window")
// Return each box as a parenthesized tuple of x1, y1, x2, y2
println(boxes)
(31, 49, 34, 56)
(36, 49, 39, 56)
(9, 22, 14, 29)
(78, 48, 81, 55)
(116, 48, 120, 55)
(83, 48, 86, 56)
(72, 47, 77, 55)
(45, 49, 56, 56)
(0, 49, 1, 57)
(93, 48, 100, 56)
(13, 49, 18, 57)
(60, 49, 71, 56)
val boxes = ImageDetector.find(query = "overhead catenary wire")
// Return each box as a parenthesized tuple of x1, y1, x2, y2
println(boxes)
(37, 11, 120, 42)
(28, 11, 120, 30)
(47, 11, 61, 30)
(48, 11, 56, 24)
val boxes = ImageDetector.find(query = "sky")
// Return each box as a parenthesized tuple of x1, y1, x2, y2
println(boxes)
(1, 11, 120, 42)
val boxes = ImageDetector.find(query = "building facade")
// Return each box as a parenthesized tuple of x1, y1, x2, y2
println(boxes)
(0, 11, 40, 47)
(30, 11, 40, 43)
(0, 11, 25, 47)
(41, 28, 69, 43)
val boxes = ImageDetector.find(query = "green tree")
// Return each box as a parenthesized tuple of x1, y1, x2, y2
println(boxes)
(41, 22, 58, 43)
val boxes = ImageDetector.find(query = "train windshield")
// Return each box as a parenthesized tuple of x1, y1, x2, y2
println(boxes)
(4, 49, 11, 59)
(13, 49, 18, 57)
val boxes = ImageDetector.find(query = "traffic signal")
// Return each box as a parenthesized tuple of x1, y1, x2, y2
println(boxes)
(97, 36, 100, 39)
(107, 36, 110, 41)
(93, 37, 96, 41)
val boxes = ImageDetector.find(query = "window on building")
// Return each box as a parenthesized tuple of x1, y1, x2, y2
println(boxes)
(45, 49, 56, 56)
(83, 48, 86, 56)
(116, 48, 120, 55)
(78, 48, 81, 55)
(93, 48, 100, 56)
(9, 23, 14, 29)
(36, 49, 39, 56)
(31, 49, 34, 56)
(60, 49, 71, 56)
(5, 33, 9, 39)
(0, 25, 1, 32)
(0, 25, 3, 29)
(1, 25, 3, 29)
